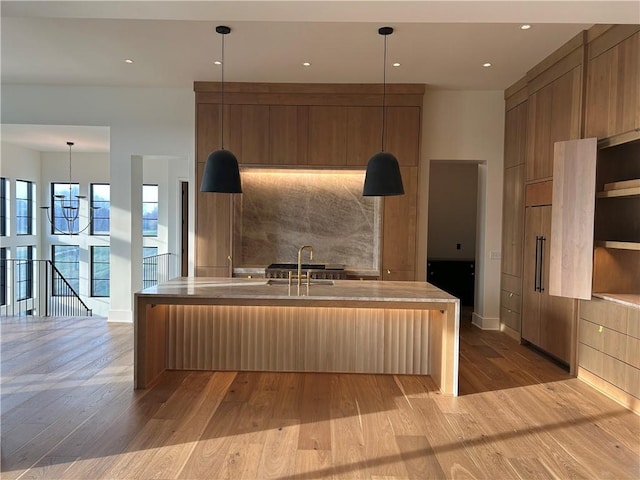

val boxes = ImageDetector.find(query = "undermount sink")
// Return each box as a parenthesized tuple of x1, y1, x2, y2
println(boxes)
(266, 278, 335, 286)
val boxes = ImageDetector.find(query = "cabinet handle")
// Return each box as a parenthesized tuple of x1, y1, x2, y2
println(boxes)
(534, 236, 540, 292)
(386, 269, 391, 275)
(539, 236, 545, 292)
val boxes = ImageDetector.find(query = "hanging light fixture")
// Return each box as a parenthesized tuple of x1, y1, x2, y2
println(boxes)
(201, 25, 242, 194)
(363, 26, 404, 197)
(41, 141, 98, 235)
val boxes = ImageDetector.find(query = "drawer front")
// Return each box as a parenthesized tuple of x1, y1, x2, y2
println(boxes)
(501, 290, 521, 314)
(501, 307, 521, 332)
(501, 273, 522, 296)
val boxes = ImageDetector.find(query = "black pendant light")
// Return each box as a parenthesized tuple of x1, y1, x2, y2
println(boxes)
(363, 26, 404, 197)
(201, 25, 242, 193)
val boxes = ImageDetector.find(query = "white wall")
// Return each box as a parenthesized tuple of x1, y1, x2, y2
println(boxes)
(418, 90, 505, 329)
(0, 142, 42, 254)
(1, 85, 195, 321)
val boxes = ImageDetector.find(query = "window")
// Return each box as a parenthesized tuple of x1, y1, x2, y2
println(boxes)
(51, 183, 80, 234)
(142, 246, 158, 289)
(142, 184, 158, 237)
(0, 177, 8, 236)
(16, 180, 34, 235)
(52, 245, 80, 295)
(91, 246, 110, 297)
(15, 246, 33, 301)
(0, 248, 7, 306)
(90, 184, 110, 235)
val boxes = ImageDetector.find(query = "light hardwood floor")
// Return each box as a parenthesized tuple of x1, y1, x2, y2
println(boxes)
(1, 314, 638, 479)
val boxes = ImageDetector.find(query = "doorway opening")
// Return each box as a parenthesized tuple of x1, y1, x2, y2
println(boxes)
(426, 161, 479, 310)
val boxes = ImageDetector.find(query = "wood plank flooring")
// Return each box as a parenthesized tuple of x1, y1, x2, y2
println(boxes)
(1, 313, 639, 479)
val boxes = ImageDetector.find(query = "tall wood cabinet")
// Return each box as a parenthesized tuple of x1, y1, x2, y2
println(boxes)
(522, 205, 575, 363)
(502, 25, 640, 399)
(193, 83, 424, 280)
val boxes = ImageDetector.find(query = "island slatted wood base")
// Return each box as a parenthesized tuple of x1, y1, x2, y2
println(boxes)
(135, 278, 460, 395)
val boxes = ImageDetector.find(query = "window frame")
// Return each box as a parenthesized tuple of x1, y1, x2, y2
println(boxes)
(15, 246, 34, 301)
(142, 184, 159, 237)
(90, 245, 110, 297)
(52, 244, 80, 295)
(51, 182, 80, 235)
(0, 247, 7, 306)
(15, 180, 34, 236)
(0, 177, 8, 237)
(90, 183, 110, 236)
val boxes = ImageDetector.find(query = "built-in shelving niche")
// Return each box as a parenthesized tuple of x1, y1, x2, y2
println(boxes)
(593, 135, 640, 306)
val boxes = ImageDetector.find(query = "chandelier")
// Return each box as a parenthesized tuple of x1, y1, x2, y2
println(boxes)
(41, 141, 98, 235)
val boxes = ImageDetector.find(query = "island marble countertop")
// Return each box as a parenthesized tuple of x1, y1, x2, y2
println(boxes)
(136, 277, 459, 306)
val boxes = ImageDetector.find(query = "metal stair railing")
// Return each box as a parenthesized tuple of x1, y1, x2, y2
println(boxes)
(0, 259, 92, 317)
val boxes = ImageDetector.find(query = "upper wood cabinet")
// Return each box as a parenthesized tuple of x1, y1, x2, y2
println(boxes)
(226, 104, 270, 165)
(586, 29, 640, 139)
(196, 103, 221, 163)
(193, 83, 425, 279)
(308, 106, 348, 165)
(385, 107, 420, 167)
(346, 106, 382, 166)
(504, 102, 528, 169)
(526, 66, 583, 183)
(269, 105, 309, 165)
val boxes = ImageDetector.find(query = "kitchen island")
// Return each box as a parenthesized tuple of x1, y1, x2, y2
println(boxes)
(134, 277, 460, 395)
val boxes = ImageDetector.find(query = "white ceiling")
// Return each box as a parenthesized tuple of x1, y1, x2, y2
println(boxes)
(1, 1, 639, 152)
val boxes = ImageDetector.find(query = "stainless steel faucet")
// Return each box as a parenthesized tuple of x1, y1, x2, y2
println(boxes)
(296, 245, 314, 287)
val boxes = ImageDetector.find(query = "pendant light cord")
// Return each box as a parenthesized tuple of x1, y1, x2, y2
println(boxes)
(381, 32, 387, 152)
(221, 32, 225, 150)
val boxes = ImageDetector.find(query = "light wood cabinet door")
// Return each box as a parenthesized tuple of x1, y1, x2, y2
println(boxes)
(382, 166, 417, 280)
(501, 164, 524, 278)
(195, 162, 232, 276)
(522, 205, 574, 363)
(522, 206, 543, 345)
(308, 106, 347, 165)
(226, 104, 270, 165)
(384, 107, 420, 167)
(196, 103, 221, 163)
(346, 106, 382, 166)
(549, 138, 597, 300)
(526, 67, 583, 182)
(269, 105, 308, 165)
(586, 32, 640, 139)
(504, 102, 528, 169)
(539, 206, 575, 363)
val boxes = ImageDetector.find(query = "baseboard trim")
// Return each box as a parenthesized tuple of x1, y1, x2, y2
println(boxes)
(578, 367, 639, 414)
(472, 313, 500, 330)
(500, 323, 521, 341)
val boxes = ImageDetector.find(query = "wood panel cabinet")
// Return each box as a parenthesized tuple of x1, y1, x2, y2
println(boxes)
(308, 106, 348, 165)
(346, 106, 382, 166)
(269, 105, 308, 165)
(195, 162, 232, 276)
(522, 205, 575, 363)
(526, 67, 583, 182)
(226, 104, 270, 164)
(586, 30, 640, 139)
(385, 107, 420, 167)
(382, 166, 417, 280)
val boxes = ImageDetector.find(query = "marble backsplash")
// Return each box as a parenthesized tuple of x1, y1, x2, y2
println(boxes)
(233, 168, 381, 272)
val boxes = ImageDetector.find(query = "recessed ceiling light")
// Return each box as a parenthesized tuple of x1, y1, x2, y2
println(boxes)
(520, 24, 532, 30)
(392, 62, 401, 67)
(302, 62, 311, 67)
(214, 60, 222, 65)
(124, 59, 134, 64)
(483, 62, 492, 68)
